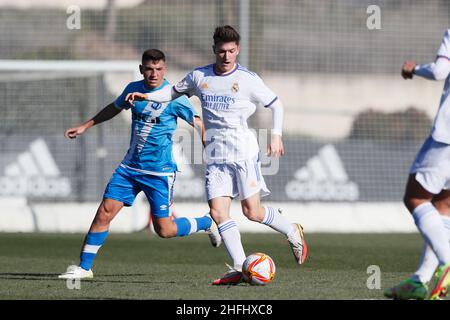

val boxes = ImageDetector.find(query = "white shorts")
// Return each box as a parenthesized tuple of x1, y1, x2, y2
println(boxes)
(205, 155, 270, 201)
(410, 136, 450, 194)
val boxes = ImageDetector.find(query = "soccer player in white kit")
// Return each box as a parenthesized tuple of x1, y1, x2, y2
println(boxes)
(126, 25, 308, 285)
(384, 29, 450, 300)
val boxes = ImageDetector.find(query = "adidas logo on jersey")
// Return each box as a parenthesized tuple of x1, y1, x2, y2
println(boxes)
(285, 144, 359, 201)
(0, 138, 71, 198)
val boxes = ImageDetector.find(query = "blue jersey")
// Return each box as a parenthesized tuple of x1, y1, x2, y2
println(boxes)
(114, 79, 196, 175)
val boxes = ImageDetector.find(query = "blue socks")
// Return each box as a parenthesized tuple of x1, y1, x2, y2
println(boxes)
(174, 216, 212, 237)
(79, 230, 109, 271)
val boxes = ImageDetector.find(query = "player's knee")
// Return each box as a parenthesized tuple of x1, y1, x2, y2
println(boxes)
(209, 208, 226, 221)
(96, 203, 117, 224)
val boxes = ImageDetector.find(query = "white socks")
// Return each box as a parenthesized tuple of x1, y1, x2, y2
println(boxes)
(262, 206, 294, 236)
(217, 219, 246, 270)
(412, 215, 450, 283)
(412, 202, 450, 266)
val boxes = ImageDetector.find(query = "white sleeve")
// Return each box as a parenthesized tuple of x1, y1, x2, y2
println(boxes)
(267, 99, 284, 136)
(250, 74, 278, 107)
(173, 71, 196, 97)
(146, 85, 182, 102)
(414, 57, 450, 81)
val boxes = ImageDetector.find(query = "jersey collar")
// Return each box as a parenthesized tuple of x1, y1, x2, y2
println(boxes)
(213, 63, 239, 77)
(142, 79, 170, 92)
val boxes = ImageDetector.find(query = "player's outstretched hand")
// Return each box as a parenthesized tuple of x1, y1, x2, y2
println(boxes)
(267, 134, 284, 157)
(125, 92, 148, 106)
(402, 61, 416, 79)
(64, 125, 87, 139)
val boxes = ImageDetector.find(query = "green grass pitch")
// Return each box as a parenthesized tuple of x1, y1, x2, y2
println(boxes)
(0, 232, 422, 300)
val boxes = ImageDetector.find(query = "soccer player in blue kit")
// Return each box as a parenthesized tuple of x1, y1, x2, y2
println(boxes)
(59, 49, 220, 280)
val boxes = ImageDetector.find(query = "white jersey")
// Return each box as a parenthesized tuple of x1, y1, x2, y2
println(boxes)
(174, 64, 277, 163)
(430, 29, 450, 144)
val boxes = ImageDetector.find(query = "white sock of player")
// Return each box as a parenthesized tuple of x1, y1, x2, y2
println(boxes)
(261, 206, 294, 236)
(412, 203, 450, 265)
(412, 215, 450, 283)
(218, 219, 247, 270)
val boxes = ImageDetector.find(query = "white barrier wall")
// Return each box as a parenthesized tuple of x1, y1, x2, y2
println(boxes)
(0, 197, 417, 233)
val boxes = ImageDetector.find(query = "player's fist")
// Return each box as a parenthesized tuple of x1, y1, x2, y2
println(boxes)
(64, 125, 87, 139)
(402, 61, 416, 79)
(267, 134, 284, 157)
(125, 92, 148, 106)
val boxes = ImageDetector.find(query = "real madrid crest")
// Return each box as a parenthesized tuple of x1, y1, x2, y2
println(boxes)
(231, 82, 239, 93)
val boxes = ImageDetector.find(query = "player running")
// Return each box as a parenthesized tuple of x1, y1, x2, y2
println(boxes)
(126, 26, 308, 285)
(59, 49, 221, 280)
(384, 29, 450, 300)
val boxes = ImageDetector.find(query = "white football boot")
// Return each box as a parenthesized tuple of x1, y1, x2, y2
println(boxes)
(58, 265, 94, 279)
(205, 214, 222, 248)
(287, 223, 308, 265)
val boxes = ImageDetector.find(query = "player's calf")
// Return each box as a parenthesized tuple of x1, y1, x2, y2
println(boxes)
(154, 215, 216, 239)
(242, 206, 265, 222)
(153, 217, 178, 238)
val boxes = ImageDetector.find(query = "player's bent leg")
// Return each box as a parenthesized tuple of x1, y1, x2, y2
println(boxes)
(404, 174, 450, 268)
(152, 213, 218, 241)
(241, 193, 308, 265)
(144, 174, 217, 241)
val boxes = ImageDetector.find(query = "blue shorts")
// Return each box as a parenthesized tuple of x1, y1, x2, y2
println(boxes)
(103, 165, 175, 218)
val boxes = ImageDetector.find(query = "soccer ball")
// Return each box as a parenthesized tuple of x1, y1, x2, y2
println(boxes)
(242, 252, 276, 285)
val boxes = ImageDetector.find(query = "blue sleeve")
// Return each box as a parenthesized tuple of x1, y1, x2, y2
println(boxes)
(114, 83, 133, 110)
(170, 95, 198, 124)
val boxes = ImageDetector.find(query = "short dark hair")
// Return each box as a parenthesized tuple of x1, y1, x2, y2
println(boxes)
(213, 25, 240, 45)
(142, 49, 165, 63)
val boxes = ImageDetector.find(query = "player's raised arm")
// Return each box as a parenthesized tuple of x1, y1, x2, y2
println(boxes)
(266, 98, 285, 157)
(64, 103, 121, 139)
(126, 85, 182, 106)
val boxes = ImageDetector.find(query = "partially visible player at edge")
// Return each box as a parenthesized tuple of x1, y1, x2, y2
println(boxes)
(384, 29, 450, 300)
(126, 26, 308, 285)
(58, 49, 221, 280)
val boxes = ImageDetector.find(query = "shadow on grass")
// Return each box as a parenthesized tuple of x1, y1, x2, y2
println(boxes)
(0, 272, 180, 284)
